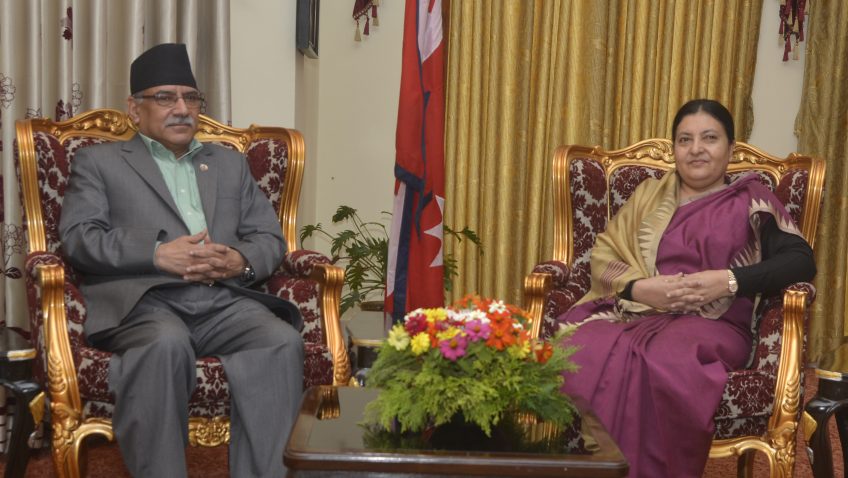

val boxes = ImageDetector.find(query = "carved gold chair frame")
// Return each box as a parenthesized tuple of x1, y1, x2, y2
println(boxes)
(16, 109, 350, 477)
(524, 138, 825, 478)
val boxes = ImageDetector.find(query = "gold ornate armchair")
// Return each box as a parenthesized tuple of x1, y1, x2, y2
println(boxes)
(14, 109, 351, 477)
(523, 139, 825, 477)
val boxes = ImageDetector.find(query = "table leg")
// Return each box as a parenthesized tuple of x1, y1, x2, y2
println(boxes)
(805, 395, 839, 478)
(351, 345, 379, 387)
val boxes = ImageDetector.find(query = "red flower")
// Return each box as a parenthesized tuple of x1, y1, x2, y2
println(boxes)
(404, 313, 428, 335)
(534, 342, 554, 364)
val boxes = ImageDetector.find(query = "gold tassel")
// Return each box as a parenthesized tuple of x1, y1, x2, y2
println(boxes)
(793, 38, 800, 60)
(355, 21, 362, 41)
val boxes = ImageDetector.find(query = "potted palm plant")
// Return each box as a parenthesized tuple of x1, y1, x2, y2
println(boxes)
(300, 206, 482, 314)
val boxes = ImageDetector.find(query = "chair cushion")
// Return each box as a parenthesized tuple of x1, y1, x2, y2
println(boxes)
(774, 168, 810, 232)
(245, 138, 287, 213)
(259, 250, 331, 351)
(78, 342, 333, 421)
(566, 157, 608, 292)
(607, 164, 666, 217)
(80, 352, 232, 419)
(25, 133, 110, 255)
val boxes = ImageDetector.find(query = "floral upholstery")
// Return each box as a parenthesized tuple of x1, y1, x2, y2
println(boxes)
(527, 139, 825, 473)
(15, 112, 346, 429)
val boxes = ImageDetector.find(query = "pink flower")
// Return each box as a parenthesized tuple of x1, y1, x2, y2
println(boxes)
(439, 334, 468, 362)
(463, 319, 491, 342)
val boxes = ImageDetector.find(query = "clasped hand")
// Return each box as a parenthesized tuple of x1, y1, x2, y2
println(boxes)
(153, 229, 246, 283)
(630, 270, 731, 313)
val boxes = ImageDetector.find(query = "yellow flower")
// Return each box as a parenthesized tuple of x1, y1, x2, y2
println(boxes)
(436, 326, 460, 341)
(410, 333, 430, 355)
(425, 307, 448, 323)
(507, 339, 531, 359)
(387, 324, 410, 351)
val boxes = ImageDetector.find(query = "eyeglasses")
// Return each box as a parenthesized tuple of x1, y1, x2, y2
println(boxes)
(134, 91, 205, 109)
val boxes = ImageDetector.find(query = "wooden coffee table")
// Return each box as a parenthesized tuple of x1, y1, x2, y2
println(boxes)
(284, 386, 628, 477)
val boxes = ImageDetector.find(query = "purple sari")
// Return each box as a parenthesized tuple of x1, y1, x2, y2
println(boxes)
(559, 174, 797, 477)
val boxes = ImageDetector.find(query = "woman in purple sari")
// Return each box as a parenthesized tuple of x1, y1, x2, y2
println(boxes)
(558, 99, 816, 478)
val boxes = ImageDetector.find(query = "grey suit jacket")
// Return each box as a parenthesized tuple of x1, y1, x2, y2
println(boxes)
(58, 135, 302, 337)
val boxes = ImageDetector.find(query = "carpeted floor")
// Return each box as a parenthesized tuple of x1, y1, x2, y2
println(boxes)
(701, 367, 844, 478)
(0, 436, 230, 477)
(0, 368, 843, 477)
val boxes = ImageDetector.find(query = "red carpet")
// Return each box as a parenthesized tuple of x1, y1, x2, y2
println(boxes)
(0, 369, 842, 477)
(0, 436, 230, 477)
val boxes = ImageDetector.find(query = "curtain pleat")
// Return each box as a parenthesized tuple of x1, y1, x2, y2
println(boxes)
(0, 0, 230, 451)
(797, 1, 848, 363)
(444, 0, 762, 305)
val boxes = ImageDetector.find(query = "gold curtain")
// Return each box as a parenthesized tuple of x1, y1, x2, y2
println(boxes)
(796, 2, 848, 362)
(444, 0, 763, 304)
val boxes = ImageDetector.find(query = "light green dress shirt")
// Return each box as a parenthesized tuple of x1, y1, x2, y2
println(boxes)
(139, 133, 207, 235)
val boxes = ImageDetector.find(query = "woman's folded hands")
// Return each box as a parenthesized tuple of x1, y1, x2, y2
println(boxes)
(632, 270, 731, 313)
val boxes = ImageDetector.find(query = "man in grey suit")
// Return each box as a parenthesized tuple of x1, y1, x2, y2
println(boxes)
(59, 43, 303, 478)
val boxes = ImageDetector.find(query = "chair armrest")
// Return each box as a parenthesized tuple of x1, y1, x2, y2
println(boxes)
(527, 260, 587, 339)
(767, 282, 814, 448)
(24, 251, 68, 373)
(265, 253, 352, 386)
(25, 252, 67, 285)
(24, 254, 87, 432)
(523, 272, 552, 340)
(307, 263, 351, 386)
(783, 281, 816, 305)
(281, 249, 332, 278)
(531, 261, 572, 288)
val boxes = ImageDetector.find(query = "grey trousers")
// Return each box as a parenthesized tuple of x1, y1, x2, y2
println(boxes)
(90, 284, 304, 478)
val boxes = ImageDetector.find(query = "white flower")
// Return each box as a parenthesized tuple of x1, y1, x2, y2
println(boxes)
(469, 309, 490, 323)
(404, 308, 427, 321)
(447, 309, 465, 321)
(488, 300, 508, 314)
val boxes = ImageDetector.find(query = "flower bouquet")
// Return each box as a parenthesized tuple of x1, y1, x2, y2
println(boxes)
(363, 295, 579, 436)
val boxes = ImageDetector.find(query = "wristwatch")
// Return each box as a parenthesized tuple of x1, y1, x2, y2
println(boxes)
(727, 269, 739, 295)
(240, 264, 255, 283)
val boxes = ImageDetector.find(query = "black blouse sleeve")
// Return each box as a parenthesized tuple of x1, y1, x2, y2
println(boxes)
(731, 216, 816, 297)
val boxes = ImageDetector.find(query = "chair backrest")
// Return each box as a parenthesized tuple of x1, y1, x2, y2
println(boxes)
(552, 138, 825, 298)
(15, 108, 305, 257)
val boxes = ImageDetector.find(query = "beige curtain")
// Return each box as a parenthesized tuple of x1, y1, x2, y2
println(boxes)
(444, 0, 762, 305)
(0, 0, 230, 452)
(796, 2, 848, 363)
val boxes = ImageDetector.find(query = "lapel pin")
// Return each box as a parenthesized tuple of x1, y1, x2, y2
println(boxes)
(199, 163, 209, 171)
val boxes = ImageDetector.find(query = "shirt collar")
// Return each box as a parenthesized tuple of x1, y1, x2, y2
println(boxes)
(138, 132, 203, 161)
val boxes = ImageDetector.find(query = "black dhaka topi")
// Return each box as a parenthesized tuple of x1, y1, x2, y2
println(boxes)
(130, 43, 197, 95)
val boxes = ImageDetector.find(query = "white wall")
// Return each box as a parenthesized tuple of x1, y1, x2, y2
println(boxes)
(295, 1, 403, 248)
(747, 1, 807, 157)
(232, 0, 401, 250)
(230, 0, 297, 128)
